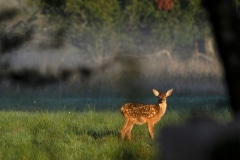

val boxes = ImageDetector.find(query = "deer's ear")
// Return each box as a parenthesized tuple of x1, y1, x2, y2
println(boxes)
(152, 89, 159, 96)
(166, 89, 173, 97)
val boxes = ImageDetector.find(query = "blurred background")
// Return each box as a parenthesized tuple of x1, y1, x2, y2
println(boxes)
(0, 0, 233, 111)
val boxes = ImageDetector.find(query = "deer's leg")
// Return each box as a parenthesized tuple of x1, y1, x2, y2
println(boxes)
(125, 124, 134, 140)
(121, 119, 134, 140)
(121, 119, 131, 140)
(121, 121, 127, 140)
(147, 122, 155, 140)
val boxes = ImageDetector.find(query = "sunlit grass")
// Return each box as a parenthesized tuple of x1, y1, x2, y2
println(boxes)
(0, 107, 232, 160)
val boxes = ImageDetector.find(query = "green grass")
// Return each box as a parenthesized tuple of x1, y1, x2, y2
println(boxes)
(0, 109, 232, 160)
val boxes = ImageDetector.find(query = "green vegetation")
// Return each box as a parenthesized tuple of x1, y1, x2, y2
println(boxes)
(2, 0, 240, 61)
(0, 0, 226, 96)
(2, 0, 210, 57)
(0, 107, 232, 160)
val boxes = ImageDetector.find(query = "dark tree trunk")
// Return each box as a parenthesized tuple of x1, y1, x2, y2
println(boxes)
(202, 0, 240, 117)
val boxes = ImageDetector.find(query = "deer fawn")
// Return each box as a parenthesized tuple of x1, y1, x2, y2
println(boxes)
(120, 88, 173, 140)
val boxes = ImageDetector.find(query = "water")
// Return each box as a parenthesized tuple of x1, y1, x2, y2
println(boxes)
(0, 93, 229, 112)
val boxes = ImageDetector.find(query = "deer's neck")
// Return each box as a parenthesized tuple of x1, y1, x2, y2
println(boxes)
(157, 101, 167, 115)
(158, 101, 167, 107)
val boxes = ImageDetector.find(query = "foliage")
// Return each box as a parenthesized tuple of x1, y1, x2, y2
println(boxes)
(21, 0, 210, 58)
(3, 0, 240, 59)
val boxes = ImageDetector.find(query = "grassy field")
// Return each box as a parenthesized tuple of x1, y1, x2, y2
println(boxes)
(0, 106, 232, 160)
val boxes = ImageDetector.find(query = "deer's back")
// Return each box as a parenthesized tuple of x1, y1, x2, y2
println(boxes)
(121, 103, 165, 120)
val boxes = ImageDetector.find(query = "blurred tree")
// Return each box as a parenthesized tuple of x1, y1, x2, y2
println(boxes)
(24, 0, 209, 57)
(0, 0, 213, 86)
(203, 0, 240, 115)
